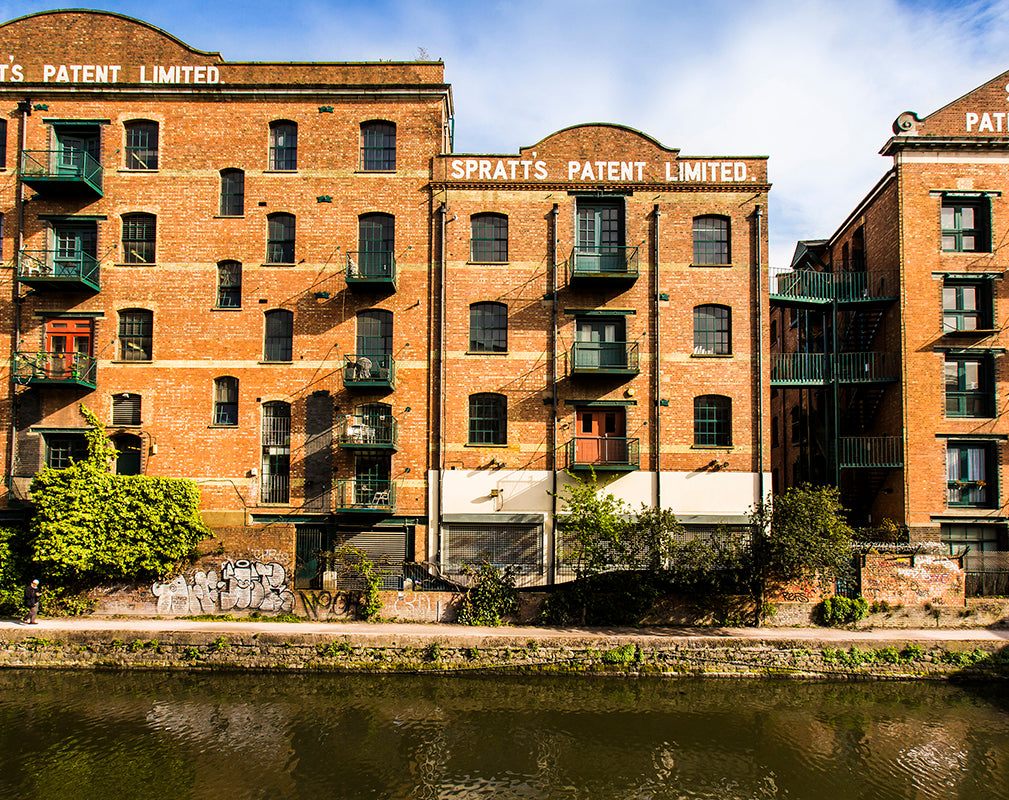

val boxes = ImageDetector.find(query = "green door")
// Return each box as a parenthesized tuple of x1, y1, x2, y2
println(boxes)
(576, 201, 623, 272)
(54, 225, 97, 278)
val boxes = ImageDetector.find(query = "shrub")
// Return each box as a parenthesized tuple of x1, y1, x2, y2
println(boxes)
(457, 561, 519, 626)
(815, 596, 868, 626)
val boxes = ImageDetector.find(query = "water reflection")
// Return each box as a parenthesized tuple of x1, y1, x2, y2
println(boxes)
(0, 671, 1006, 799)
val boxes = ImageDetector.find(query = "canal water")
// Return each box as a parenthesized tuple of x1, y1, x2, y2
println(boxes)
(0, 670, 1007, 799)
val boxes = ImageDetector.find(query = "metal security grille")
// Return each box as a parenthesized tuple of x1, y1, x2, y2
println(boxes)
(122, 214, 155, 263)
(261, 402, 290, 503)
(443, 523, 543, 575)
(295, 526, 408, 590)
(125, 121, 158, 169)
(112, 393, 141, 426)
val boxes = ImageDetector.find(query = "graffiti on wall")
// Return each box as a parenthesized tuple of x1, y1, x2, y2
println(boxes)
(298, 591, 362, 619)
(152, 559, 295, 615)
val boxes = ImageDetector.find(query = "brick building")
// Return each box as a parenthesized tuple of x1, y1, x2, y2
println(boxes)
(0, 10, 770, 590)
(770, 70, 1009, 593)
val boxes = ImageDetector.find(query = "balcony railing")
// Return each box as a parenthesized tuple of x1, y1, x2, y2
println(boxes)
(838, 436, 903, 469)
(770, 268, 898, 304)
(346, 251, 397, 289)
(335, 479, 397, 512)
(17, 249, 101, 293)
(567, 245, 639, 282)
(343, 354, 395, 390)
(14, 351, 97, 389)
(20, 149, 104, 196)
(561, 437, 640, 471)
(336, 414, 398, 449)
(569, 341, 639, 376)
(770, 352, 897, 385)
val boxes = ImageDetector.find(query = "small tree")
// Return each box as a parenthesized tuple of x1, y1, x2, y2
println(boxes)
(555, 473, 635, 579)
(750, 484, 856, 622)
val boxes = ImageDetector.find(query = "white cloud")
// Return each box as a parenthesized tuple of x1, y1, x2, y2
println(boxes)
(3, 0, 1009, 264)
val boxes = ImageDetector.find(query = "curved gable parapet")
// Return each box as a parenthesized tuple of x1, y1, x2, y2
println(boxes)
(889, 68, 1009, 143)
(0, 9, 223, 67)
(519, 123, 680, 160)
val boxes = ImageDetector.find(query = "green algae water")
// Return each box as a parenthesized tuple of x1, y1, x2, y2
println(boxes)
(0, 670, 1007, 800)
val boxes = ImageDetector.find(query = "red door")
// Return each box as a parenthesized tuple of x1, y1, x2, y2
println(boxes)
(44, 319, 92, 379)
(575, 408, 626, 465)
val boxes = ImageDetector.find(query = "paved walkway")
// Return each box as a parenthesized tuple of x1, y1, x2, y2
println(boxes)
(2, 616, 1007, 643)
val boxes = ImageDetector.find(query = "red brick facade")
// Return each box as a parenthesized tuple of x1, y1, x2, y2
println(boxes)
(0, 11, 770, 594)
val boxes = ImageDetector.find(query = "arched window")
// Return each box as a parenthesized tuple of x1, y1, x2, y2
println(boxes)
(360, 120, 396, 170)
(267, 212, 295, 263)
(694, 395, 731, 447)
(217, 260, 242, 308)
(220, 168, 244, 216)
(261, 402, 291, 503)
(269, 120, 297, 170)
(264, 309, 294, 362)
(122, 213, 156, 263)
(118, 308, 153, 361)
(469, 302, 507, 352)
(357, 213, 395, 278)
(692, 215, 730, 265)
(124, 120, 158, 169)
(214, 376, 239, 425)
(470, 213, 508, 262)
(469, 393, 506, 445)
(693, 304, 731, 355)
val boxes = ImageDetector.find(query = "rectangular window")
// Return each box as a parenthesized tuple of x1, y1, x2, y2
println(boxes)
(942, 196, 990, 253)
(947, 442, 995, 507)
(267, 214, 295, 264)
(361, 121, 396, 171)
(45, 433, 87, 469)
(214, 377, 239, 426)
(693, 305, 731, 355)
(944, 356, 993, 417)
(261, 403, 291, 503)
(943, 281, 991, 332)
(217, 261, 242, 308)
(471, 214, 508, 262)
(469, 302, 507, 352)
(119, 310, 153, 361)
(469, 394, 506, 445)
(122, 214, 156, 264)
(220, 169, 244, 216)
(269, 121, 297, 171)
(694, 395, 731, 447)
(125, 121, 158, 170)
(693, 215, 730, 265)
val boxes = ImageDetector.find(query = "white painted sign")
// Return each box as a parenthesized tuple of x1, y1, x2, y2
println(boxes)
(448, 157, 752, 184)
(0, 57, 222, 84)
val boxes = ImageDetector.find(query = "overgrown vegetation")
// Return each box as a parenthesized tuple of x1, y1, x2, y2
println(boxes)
(815, 596, 869, 626)
(0, 406, 212, 614)
(457, 561, 519, 626)
(315, 544, 383, 621)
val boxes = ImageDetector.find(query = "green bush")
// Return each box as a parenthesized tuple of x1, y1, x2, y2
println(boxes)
(457, 561, 519, 626)
(815, 596, 869, 627)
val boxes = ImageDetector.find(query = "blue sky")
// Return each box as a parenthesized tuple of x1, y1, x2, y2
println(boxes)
(3, 0, 1009, 265)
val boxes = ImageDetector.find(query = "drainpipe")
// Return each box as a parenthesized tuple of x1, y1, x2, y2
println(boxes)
(549, 203, 559, 585)
(653, 203, 661, 509)
(434, 202, 447, 571)
(7, 99, 29, 494)
(754, 204, 766, 504)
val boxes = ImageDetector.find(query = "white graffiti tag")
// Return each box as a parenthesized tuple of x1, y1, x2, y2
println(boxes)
(153, 559, 295, 616)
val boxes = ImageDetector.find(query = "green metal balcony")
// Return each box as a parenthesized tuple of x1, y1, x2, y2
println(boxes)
(770, 268, 898, 305)
(20, 149, 103, 197)
(562, 437, 640, 472)
(838, 436, 903, 469)
(336, 414, 398, 450)
(334, 479, 397, 513)
(14, 351, 97, 389)
(567, 245, 639, 284)
(569, 341, 639, 376)
(17, 249, 100, 293)
(342, 354, 395, 390)
(770, 352, 897, 385)
(346, 251, 397, 290)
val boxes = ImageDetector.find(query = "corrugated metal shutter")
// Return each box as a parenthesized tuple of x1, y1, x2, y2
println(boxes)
(112, 393, 141, 426)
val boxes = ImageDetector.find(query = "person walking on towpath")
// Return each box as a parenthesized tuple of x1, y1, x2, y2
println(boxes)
(22, 579, 40, 625)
